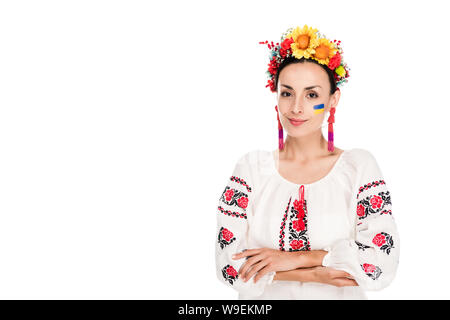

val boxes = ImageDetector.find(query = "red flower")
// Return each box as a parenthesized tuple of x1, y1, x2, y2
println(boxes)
(292, 219, 305, 232)
(372, 233, 386, 247)
(290, 239, 304, 250)
(268, 56, 279, 75)
(237, 196, 248, 209)
(224, 189, 234, 202)
(266, 79, 275, 92)
(222, 228, 234, 242)
(370, 195, 383, 209)
(362, 263, 376, 273)
(226, 265, 238, 277)
(281, 37, 294, 50)
(328, 52, 341, 70)
(357, 204, 365, 217)
(279, 37, 294, 58)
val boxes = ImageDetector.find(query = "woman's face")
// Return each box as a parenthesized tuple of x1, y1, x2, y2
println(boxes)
(276, 61, 340, 138)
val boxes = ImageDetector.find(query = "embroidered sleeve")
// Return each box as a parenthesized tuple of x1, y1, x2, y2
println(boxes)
(215, 154, 275, 297)
(321, 150, 400, 291)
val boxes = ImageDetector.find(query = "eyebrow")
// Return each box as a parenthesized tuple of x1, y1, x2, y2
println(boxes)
(281, 84, 322, 90)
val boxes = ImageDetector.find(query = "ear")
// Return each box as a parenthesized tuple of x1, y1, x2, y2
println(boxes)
(329, 88, 341, 110)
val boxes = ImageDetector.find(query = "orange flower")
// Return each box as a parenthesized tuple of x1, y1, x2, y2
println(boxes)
(312, 38, 337, 65)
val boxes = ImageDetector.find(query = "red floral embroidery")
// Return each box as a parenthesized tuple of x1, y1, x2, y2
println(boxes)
(289, 239, 304, 250)
(222, 228, 233, 241)
(370, 195, 383, 209)
(357, 204, 365, 217)
(226, 266, 238, 277)
(373, 232, 395, 254)
(292, 219, 305, 232)
(357, 233, 395, 255)
(293, 199, 305, 220)
(362, 263, 376, 273)
(218, 226, 236, 249)
(293, 199, 302, 213)
(220, 186, 249, 211)
(372, 233, 386, 247)
(224, 189, 234, 202)
(288, 198, 310, 252)
(237, 196, 248, 209)
(361, 263, 382, 280)
(356, 180, 392, 219)
(357, 191, 391, 220)
(222, 264, 239, 285)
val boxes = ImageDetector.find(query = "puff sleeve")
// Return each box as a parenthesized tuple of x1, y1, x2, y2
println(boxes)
(215, 153, 275, 297)
(321, 149, 400, 291)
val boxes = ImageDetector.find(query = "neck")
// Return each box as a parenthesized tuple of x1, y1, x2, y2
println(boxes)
(281, 130, 329, 161)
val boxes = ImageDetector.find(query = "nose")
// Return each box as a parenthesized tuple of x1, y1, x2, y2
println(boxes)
(292, 97, 304, 114)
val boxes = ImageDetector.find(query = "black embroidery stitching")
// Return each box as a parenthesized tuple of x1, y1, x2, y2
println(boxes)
(279, 196, 291, 251)
(218, 226, 236, 249)
(287, 198, 311, 251)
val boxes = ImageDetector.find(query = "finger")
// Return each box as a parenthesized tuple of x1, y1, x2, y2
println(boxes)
(244, 260, 267, 283)
(239, 254, 264, 279)
(238, 260, 251, 279)
(330, 269, 354, 279)
(253, 265, 271, 283)
(332, 278, 359, 287)
(232, 248, 261, 260)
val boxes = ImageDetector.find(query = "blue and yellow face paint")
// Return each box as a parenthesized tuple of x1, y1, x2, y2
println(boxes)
(313, 103, 325, 115)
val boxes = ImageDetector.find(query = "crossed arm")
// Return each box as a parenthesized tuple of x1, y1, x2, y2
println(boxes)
(232, 248, 358, 287)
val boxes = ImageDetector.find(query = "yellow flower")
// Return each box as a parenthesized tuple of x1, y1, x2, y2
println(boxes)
(335, 65, 346, 77)
(288, 25, 320, 59)
(312, 38, 338, 65)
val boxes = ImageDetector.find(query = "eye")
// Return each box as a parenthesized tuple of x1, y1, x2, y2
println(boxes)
(307, 92, 318, 99)
(281, 91, 291, 97)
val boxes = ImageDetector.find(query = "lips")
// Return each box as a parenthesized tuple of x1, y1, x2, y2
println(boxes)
(289, 118, 306, 122)
(288, 118, 307, 126)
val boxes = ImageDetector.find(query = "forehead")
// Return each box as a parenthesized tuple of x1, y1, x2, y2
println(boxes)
(279, 62, 330, 89)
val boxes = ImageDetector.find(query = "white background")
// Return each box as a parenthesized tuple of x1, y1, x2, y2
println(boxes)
(0, 0, 448, 299)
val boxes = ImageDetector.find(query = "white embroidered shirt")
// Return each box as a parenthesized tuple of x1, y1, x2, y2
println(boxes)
(215, 148, 400, 299)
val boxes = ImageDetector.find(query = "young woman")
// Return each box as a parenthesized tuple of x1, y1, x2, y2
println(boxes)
(215, 25, 399, 299)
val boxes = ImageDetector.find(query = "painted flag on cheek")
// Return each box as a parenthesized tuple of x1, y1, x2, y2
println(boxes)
(314, 103, 325, 114)
(313, 103, 325, 114)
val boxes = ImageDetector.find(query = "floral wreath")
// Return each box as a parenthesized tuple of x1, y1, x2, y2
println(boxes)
(259, 25, 350, 92)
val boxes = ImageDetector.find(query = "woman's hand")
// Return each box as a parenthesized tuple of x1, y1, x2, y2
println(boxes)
(312, 266, 358, 287)
(273, 266, 359, 287)
(232, 248, 305, 283)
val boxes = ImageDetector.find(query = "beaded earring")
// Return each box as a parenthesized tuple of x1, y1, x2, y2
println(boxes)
(275, 105, 284, 151)
(327, 107, 336, 152)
